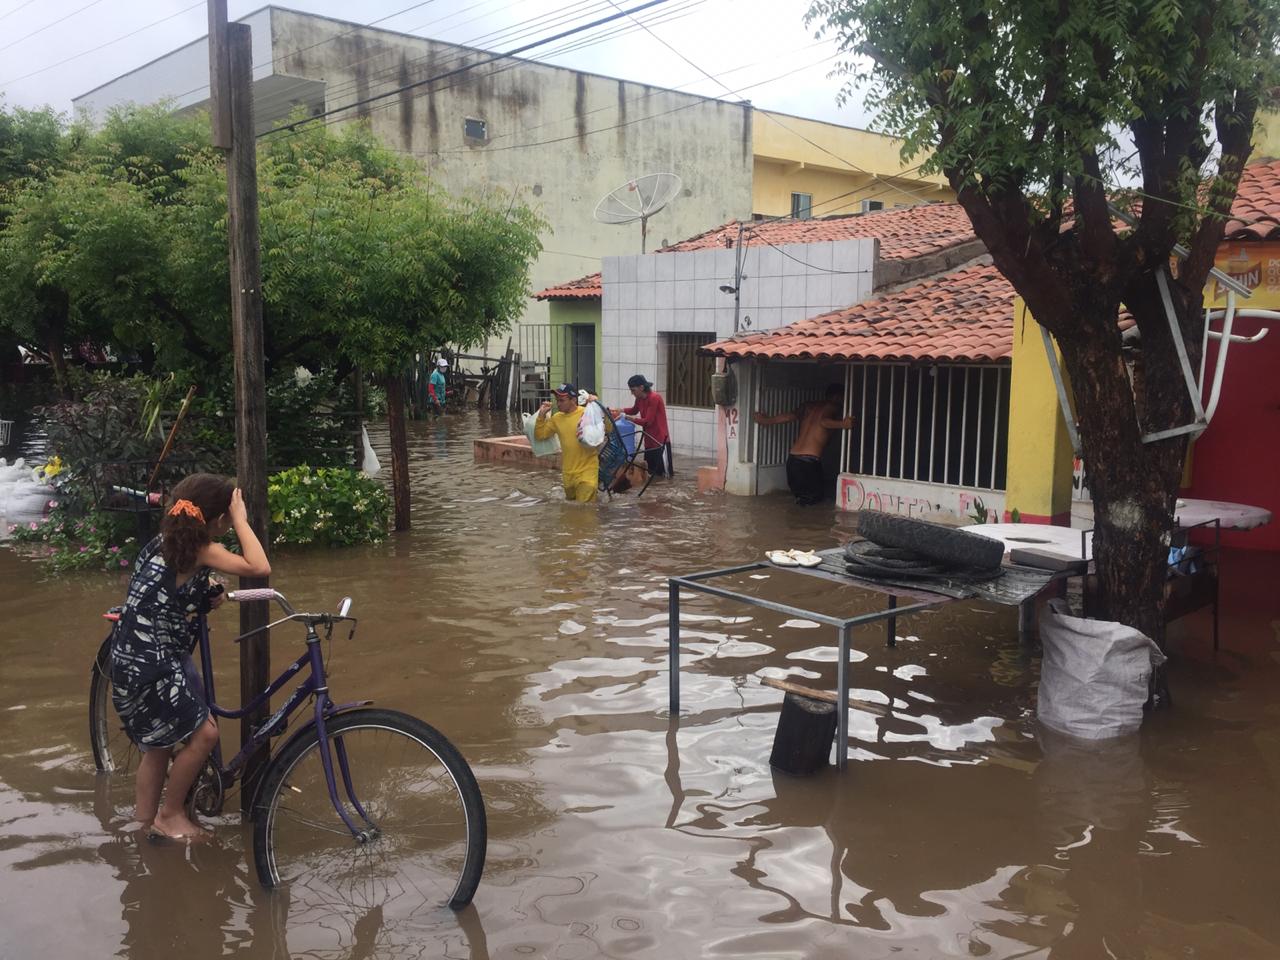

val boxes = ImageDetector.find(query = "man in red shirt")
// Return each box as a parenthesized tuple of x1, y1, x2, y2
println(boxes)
(614, 373, 673, 478)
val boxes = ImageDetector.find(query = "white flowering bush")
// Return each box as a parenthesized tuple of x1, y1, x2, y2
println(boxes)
(268, 466, 389, 546)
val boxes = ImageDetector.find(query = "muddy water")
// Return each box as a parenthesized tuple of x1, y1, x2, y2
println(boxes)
(2, 410, 1279, 959)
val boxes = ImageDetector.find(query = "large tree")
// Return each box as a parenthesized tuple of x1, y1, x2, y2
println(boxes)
(807, 0, 1280, 652)
(0, 107, 544, 528)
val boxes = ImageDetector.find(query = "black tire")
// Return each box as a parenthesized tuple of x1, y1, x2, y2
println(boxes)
(89, 632, 141, 777)
(856, 510, 1004, 570)
(252, 707, 486, 912)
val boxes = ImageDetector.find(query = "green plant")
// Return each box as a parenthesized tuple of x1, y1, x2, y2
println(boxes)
(968, 497, 987, 525)
(268, 466, 389, 547)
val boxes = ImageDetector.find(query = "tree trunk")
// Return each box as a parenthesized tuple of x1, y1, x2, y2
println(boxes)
(44, 329, 70, 399)
(1056, 307, 1185, 659)
(384, 372, 411, 531)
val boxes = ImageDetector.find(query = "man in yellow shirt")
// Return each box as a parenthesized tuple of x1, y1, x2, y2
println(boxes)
(534, 383, 602, 502)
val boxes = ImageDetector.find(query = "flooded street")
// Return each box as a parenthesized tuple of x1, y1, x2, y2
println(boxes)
(2, 409, 1279, 959)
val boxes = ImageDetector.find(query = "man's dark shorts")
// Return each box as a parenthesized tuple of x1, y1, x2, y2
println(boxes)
(644, 442, 673, 478)
(786, 454, 824, 506)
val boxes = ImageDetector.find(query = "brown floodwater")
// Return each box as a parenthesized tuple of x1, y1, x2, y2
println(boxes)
(2, 410, 1278, 959)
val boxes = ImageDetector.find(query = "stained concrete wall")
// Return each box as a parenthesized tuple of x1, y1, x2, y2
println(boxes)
(75, 8, 754, 336)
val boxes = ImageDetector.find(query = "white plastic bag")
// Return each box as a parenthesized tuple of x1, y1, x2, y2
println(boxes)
(522, 413, 561, 457)
(576, 401, 606, 451)
(1037, 598, 1167, 739)
(359, 425, 382, 477)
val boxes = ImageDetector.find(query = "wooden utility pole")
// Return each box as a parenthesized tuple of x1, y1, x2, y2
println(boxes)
(208, 0, 271, 807)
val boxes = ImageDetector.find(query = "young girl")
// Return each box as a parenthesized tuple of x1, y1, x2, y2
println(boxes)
(110, 473, 271, 840)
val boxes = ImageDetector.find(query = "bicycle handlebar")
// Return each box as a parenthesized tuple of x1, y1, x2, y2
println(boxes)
(229, 588, 276, 602)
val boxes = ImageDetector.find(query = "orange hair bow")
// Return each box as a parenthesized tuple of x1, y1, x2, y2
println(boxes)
(168, 498, 205, 523)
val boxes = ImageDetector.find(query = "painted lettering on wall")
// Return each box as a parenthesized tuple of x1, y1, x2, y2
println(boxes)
(726, 407, 738, 440)
(838, 474, 1005, 523)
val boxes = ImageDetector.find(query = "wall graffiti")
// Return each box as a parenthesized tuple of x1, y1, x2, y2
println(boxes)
(839, 474, 1004, 523)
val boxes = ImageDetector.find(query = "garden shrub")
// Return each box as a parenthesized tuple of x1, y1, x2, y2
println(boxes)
(9, 502, 137, 573)
(268, 466, 389, 546)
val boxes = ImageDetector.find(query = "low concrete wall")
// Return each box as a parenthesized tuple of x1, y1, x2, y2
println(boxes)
(473, 435, 559, 470)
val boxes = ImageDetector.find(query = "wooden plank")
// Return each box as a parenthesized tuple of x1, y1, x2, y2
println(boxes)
(206, 0, 231, 149)
(759, 676, 889, 716)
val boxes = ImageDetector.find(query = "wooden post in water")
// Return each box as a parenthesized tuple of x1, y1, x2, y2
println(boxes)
(209, 0, 271, 809)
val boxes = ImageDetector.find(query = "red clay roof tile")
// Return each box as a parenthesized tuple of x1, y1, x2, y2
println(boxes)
(534, 203, 976, 300)
(702, 262, 1013, 363)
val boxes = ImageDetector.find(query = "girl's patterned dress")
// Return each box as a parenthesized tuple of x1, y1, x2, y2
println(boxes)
(110, 536, 213, 749)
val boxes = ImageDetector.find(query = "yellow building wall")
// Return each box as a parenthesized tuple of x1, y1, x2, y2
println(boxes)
(750, 109, 955, 217)
(1004, 299, 1075, 524)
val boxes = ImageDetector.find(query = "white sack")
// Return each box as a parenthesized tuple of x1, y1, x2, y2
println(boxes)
(1037, 598, 1167, 740)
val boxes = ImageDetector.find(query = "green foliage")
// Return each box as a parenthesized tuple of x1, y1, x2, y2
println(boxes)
(0, 104, 546, 385)
(968, 496, 987, 525)
(8, 503, 137, 573)
(268, 465, 390, 547)
(806, 0, 1280, 221)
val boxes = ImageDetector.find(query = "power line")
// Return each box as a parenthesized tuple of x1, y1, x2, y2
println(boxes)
(0, 0, 39, 24)
(0, 0, 109, 53)
(228, 0, 689, 137)
(425, 50, 835, 156)
(1, 1, 204, 87)
(260, 0, 676, 139)
(600, 0, 935, 208)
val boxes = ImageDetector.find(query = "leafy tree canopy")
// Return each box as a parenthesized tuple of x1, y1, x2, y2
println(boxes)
(806, 0, 1280, 643)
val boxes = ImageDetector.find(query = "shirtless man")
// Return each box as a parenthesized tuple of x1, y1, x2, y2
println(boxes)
(754, 384, 856, 505)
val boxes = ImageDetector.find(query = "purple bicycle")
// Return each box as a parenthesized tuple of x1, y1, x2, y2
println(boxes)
(88, 588, 486, 911)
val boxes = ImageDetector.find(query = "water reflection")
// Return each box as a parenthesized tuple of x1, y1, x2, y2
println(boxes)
(2, 411, 1279, 958)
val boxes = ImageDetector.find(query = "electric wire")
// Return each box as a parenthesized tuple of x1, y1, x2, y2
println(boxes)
(255, 0, 709, 147)
(0, 0, 109, 53)
(0, 0, 39, 24)
(259, 0, 675, 139)
(601, 0, 934, 208)
(1, 1, 204, 87)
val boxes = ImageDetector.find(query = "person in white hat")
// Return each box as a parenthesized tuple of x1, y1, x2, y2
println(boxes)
(429, 357, 449, 415)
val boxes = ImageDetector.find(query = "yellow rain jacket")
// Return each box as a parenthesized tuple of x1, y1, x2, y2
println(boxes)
(535, 405, 600, 502)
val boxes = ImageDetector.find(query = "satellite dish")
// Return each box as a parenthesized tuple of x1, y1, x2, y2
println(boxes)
(593, 172, 682, 253)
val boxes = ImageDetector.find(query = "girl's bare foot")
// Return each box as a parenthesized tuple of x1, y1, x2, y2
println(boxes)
(149, 809, 210, 841)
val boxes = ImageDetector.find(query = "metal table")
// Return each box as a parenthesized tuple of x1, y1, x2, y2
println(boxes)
(667, 560, 955, 770)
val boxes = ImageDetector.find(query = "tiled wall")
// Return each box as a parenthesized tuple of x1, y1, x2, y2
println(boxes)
(600, 238, 876, 457)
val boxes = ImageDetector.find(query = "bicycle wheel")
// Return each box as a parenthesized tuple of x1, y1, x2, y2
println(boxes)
(253, 707, 486, 912)
(89, 633, 141, 777)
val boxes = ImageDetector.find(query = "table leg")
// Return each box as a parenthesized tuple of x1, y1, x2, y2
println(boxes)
(836, 623, 850, 770)
(668, 580, 680, 715)
(886, 595, 897, 647)
(1018, 599, 1035, 644)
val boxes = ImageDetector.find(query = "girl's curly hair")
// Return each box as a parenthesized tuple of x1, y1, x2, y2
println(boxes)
(160, 473, 235, 574)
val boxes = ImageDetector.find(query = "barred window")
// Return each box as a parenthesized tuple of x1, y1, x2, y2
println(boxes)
(845, 363, 1010, 491)
(663, 332, 716, 408)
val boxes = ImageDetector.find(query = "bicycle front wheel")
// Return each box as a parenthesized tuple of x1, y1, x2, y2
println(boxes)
(89, 633, 141, 777)
(252, 708, 486, 911)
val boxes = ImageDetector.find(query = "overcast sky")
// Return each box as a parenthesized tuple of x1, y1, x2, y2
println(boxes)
(0, 0, 878, 129)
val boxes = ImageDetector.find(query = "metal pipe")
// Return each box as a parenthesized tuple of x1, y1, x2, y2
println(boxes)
(1203, 290, 1238, 423)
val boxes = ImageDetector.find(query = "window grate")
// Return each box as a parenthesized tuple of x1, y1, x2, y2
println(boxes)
(664, 333, 716, 408)
(844, 362, 1009, 491)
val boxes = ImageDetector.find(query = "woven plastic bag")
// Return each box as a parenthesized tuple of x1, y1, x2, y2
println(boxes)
(1037, 598, 1167, 739)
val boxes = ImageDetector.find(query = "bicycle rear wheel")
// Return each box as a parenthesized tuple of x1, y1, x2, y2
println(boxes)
(252, 707, 486, 912)
(89, 633, 141, 777)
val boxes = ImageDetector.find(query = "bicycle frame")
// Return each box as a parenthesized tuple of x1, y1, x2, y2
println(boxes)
(192, 609, 377, 841)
